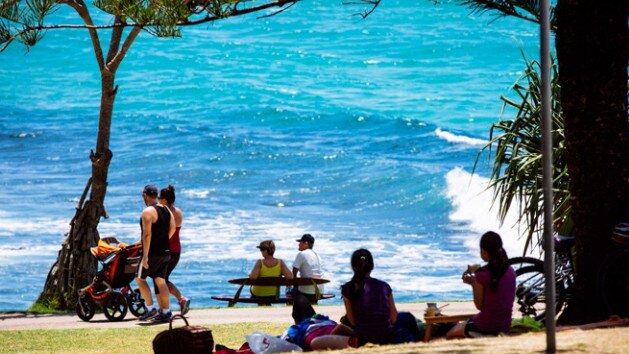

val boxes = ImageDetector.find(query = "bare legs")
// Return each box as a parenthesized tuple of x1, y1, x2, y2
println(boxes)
(154, 277, 170, 310)
(136, 277, 154, 308)
(446, 322, 466, 339)
(291, 294, 316, 323)
(137, 276, 170, 310)
(168, 282, 183, 302)
(310, 333, 351, 351)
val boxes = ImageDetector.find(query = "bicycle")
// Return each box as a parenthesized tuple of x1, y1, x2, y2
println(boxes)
(507, 234, 575, 322)
(509, 222, 629, 322)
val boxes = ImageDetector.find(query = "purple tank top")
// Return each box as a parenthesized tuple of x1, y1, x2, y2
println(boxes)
(472, 266, 516, 333)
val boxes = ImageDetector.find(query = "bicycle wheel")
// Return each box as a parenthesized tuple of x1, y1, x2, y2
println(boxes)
(513, 263, 566, 322)
(103, 292, 128, 322)
(509, 256, 544, 270)
(599, 248, 629, 318)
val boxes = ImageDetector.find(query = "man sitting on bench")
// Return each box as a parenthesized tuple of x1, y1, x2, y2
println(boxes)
(289, 234, 324, 302)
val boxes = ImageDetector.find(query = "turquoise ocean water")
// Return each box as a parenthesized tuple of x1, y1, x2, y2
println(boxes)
(0, 1, 541, 312)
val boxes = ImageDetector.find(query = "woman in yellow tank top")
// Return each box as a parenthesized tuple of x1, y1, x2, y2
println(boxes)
(249, 240, 293, 297)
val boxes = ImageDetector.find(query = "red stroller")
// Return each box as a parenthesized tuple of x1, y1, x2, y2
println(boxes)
(76, 237, 147, 321)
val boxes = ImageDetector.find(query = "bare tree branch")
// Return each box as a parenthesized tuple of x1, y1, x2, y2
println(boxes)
(58, 0, 106, 69)
(257, 1, 297, 19)
(108, 26, 142, 73)
(343, 0, 381, 19)
(2, 0, 300, 31)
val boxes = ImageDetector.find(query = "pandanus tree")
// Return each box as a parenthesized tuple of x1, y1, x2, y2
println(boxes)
(0, 0, 302, 311)
(464, 0, 628, 323)
(475, 56, 570, 255)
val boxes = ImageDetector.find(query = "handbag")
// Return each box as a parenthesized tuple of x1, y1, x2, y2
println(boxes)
(153, 314, 214, 354)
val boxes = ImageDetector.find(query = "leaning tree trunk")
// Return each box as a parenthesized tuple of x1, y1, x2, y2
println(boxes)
(34, 72, 117, 311)
(555, 0, 629, 324)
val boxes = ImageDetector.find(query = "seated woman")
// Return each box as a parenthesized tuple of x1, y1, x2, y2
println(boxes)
(446, 231, 516, 339)
(249, 240, 293, 299)
(310, 248, 419, 350)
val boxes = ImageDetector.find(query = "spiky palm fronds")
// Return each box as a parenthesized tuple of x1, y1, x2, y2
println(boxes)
(1, 0, 296, 50)
(0, 0, 58, 51)
(459, 0, 557, 31)
(475, 55, 569, 254)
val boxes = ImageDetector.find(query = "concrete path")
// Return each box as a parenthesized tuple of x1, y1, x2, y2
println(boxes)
(0, 302, 478, 330)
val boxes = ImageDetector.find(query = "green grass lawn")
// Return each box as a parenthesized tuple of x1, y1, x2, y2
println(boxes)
(0, 322, 290, 353)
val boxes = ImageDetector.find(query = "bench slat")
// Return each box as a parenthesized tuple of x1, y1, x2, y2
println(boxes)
(211, 294, 335, 305)
(214, 277, 335, 307)
(227, 277, 330, 286)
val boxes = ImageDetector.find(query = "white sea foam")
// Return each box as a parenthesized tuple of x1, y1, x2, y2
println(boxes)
(435, 128, 486, 147)
(445, 167, 531, 258)
(160, 210, 477, 298)
(0, 168, 532, 307)
(0, 215, 70, 236)
(182, 188, 213, 199)
(0, 244, 61, 262)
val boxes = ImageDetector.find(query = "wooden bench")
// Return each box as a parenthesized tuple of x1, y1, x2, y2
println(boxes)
(423, 313, 475, 342)
(211, 277, 335, 307)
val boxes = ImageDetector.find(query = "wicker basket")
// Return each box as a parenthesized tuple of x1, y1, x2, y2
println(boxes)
(153, 315, 213, 354)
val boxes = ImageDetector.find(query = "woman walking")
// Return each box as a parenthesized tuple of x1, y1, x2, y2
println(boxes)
(157, 185, 190, 314)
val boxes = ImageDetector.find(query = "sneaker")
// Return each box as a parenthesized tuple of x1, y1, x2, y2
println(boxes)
(152, 310, 172, 323)
(138, 307, 158, 321)
(179, 297, 191, 315)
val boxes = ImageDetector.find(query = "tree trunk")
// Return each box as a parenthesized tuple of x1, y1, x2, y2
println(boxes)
(35, 72, 117, 311)
(555, 0, 629, 324)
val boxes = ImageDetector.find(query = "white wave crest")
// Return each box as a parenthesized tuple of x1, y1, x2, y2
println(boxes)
(445, 167, 530, 258)
(0, 215, 69, 236)
(182, 189, 213, 199)
(435, 128, 486, 147)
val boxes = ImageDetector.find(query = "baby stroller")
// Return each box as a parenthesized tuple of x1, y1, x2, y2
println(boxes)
(76, 237, 147, 321)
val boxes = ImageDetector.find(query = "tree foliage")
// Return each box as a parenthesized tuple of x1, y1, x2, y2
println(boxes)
(0, 0, 299, 52)
(466, 0, 628, 323)
(475, 56, 571, 255)
(459, 0, 557, 30)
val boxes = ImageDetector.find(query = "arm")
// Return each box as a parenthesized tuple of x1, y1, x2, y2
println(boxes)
(463, 271, 485, 310)
(175, 207, 183, 228)
(292, 252, 302, 277)
(141, 207, 154, 268)
(167, 207, 176, 239)
(342, 296, 355, 327)
(249, 259, 262, 279)
(280, 260, 294, 279)
(388, 293, 398, 325)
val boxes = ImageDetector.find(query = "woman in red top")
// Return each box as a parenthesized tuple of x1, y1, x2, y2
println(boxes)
(157, 185, 191, 315)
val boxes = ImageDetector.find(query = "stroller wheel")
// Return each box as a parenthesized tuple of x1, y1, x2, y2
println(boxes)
(128, 288, 147, 317)
(76, 295, 96, 322)
(103, 292, 128, 321)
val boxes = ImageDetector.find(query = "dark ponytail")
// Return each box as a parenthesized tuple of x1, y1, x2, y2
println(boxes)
(479, 231, 509, 292)
(346, 248, 374, 298)
(159, 185, 176, 205)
